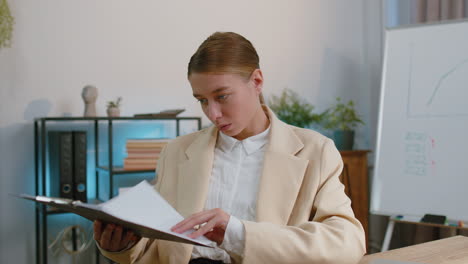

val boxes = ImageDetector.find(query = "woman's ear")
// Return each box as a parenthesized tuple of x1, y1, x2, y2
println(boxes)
(250, 69, 264, 95)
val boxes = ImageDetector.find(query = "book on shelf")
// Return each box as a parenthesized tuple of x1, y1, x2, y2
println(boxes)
(123, 163, 157, 171)
(127, 148, 163, 153)
(123, 165, 157, 171)
(48, 131, 88, 202)
(125, 152, 161, 159)
(73, 131, 88, 202)
(124, 159, 157, 167)
(16, 181, 212, 247)
(122, 165, 157, 171)
(123, 138, 169, 171)
(126, 138, 171, 144)
(124, 158, 158, 164)
(126, 144, 167, 149)
(48, 132, 74, 200)
(126, 138, 170, 147)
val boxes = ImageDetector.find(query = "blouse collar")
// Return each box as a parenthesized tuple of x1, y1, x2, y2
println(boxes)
(217, 125, 271, 155)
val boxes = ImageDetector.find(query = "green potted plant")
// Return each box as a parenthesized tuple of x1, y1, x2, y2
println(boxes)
(322, 97, 364, 150)
(107, 97, 122, 117)
(268, 88, 324, 128)
(0, 0, 14, 49)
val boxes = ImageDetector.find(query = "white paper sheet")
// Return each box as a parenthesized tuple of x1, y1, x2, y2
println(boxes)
(100, 181, 212, 246)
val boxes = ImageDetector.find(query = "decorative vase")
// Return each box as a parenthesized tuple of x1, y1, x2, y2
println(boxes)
(106, 107, 120, 117)
(333, 130, 355, 150)
(81, 85, 98, 117)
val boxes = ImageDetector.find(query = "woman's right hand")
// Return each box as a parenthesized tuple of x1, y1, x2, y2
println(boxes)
(94, 220, 140, 252)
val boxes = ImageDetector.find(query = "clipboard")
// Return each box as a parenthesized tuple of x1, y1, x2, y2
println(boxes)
(15, 181, 212, 248)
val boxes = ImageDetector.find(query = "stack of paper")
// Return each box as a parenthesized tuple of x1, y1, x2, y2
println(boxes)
(19, 181, 212, 247)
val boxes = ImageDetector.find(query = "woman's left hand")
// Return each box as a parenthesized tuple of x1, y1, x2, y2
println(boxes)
(171, 208, 230, 245)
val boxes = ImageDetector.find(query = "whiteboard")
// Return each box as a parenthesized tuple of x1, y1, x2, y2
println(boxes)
(371, 20, 468, 221)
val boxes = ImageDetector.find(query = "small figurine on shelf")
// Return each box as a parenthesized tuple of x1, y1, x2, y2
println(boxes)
(81, 85, 98, 117)
(106, 97, 122, 117)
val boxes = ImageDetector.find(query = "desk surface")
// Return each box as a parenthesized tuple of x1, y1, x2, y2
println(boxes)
(359, 236, 468, 264)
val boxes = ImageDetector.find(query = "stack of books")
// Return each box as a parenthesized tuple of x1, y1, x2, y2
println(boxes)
(123, 138, 169, 171)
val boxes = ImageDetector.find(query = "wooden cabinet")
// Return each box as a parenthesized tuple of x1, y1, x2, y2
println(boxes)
(339, 150, 370, 250)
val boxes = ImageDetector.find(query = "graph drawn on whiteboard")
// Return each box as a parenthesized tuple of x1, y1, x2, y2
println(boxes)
(406, 44, 468, 118)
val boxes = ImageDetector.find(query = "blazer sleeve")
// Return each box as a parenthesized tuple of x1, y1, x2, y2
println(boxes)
(241, 139, 366, 264)
(97, 146, 168, 264)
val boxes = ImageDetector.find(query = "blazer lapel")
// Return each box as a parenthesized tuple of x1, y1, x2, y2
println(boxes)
(177, 126, 218, 218)
(255, 107, 310, 225)
(175, 106, 309, 226)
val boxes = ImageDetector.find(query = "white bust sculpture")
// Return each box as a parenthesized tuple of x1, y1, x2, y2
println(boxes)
(81, 85, 98, 117)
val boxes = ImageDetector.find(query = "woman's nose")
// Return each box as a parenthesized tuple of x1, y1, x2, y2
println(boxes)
(206, 103, 222, 121)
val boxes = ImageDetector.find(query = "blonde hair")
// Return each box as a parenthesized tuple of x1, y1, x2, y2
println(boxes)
(188, 32, 265, 104)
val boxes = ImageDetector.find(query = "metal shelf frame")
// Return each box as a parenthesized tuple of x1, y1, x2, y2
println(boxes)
(34, 116, 202, 264)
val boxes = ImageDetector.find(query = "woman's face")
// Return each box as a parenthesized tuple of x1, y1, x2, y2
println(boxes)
(189, 70, 265, 139)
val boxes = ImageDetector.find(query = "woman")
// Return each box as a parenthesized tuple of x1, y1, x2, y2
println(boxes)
(95, 32, 366, 264)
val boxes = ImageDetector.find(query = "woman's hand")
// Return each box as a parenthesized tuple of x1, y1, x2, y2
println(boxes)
(93, 220, 140, 252)
(171, 208, 230, 245)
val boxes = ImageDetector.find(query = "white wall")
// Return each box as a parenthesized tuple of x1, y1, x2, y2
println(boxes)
(0, 1, 383, 263)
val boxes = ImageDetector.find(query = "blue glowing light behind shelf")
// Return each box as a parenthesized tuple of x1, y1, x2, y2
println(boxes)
(95, 121, 173, 199)
(44, 120, 177, 200)
(37, 118, 201, 264)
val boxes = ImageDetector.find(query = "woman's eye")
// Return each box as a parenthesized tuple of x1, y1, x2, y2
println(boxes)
(198, 99, 208, 105)
(218, 95, 229, 101)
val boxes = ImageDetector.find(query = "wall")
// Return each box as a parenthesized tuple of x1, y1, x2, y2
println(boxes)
(385, 0, 468, 27)
(0, 1, 383, 263)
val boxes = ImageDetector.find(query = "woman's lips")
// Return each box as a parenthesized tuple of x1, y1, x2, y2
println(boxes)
(219, 124, 231, 131)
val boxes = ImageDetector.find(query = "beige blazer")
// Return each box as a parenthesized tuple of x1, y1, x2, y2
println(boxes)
(100, 107, 366, 264)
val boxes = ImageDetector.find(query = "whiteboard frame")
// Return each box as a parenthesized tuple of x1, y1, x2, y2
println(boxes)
(371, 18, 468, 219)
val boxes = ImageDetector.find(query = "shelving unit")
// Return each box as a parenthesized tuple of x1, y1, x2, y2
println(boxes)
(34, 116, 202, 264)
